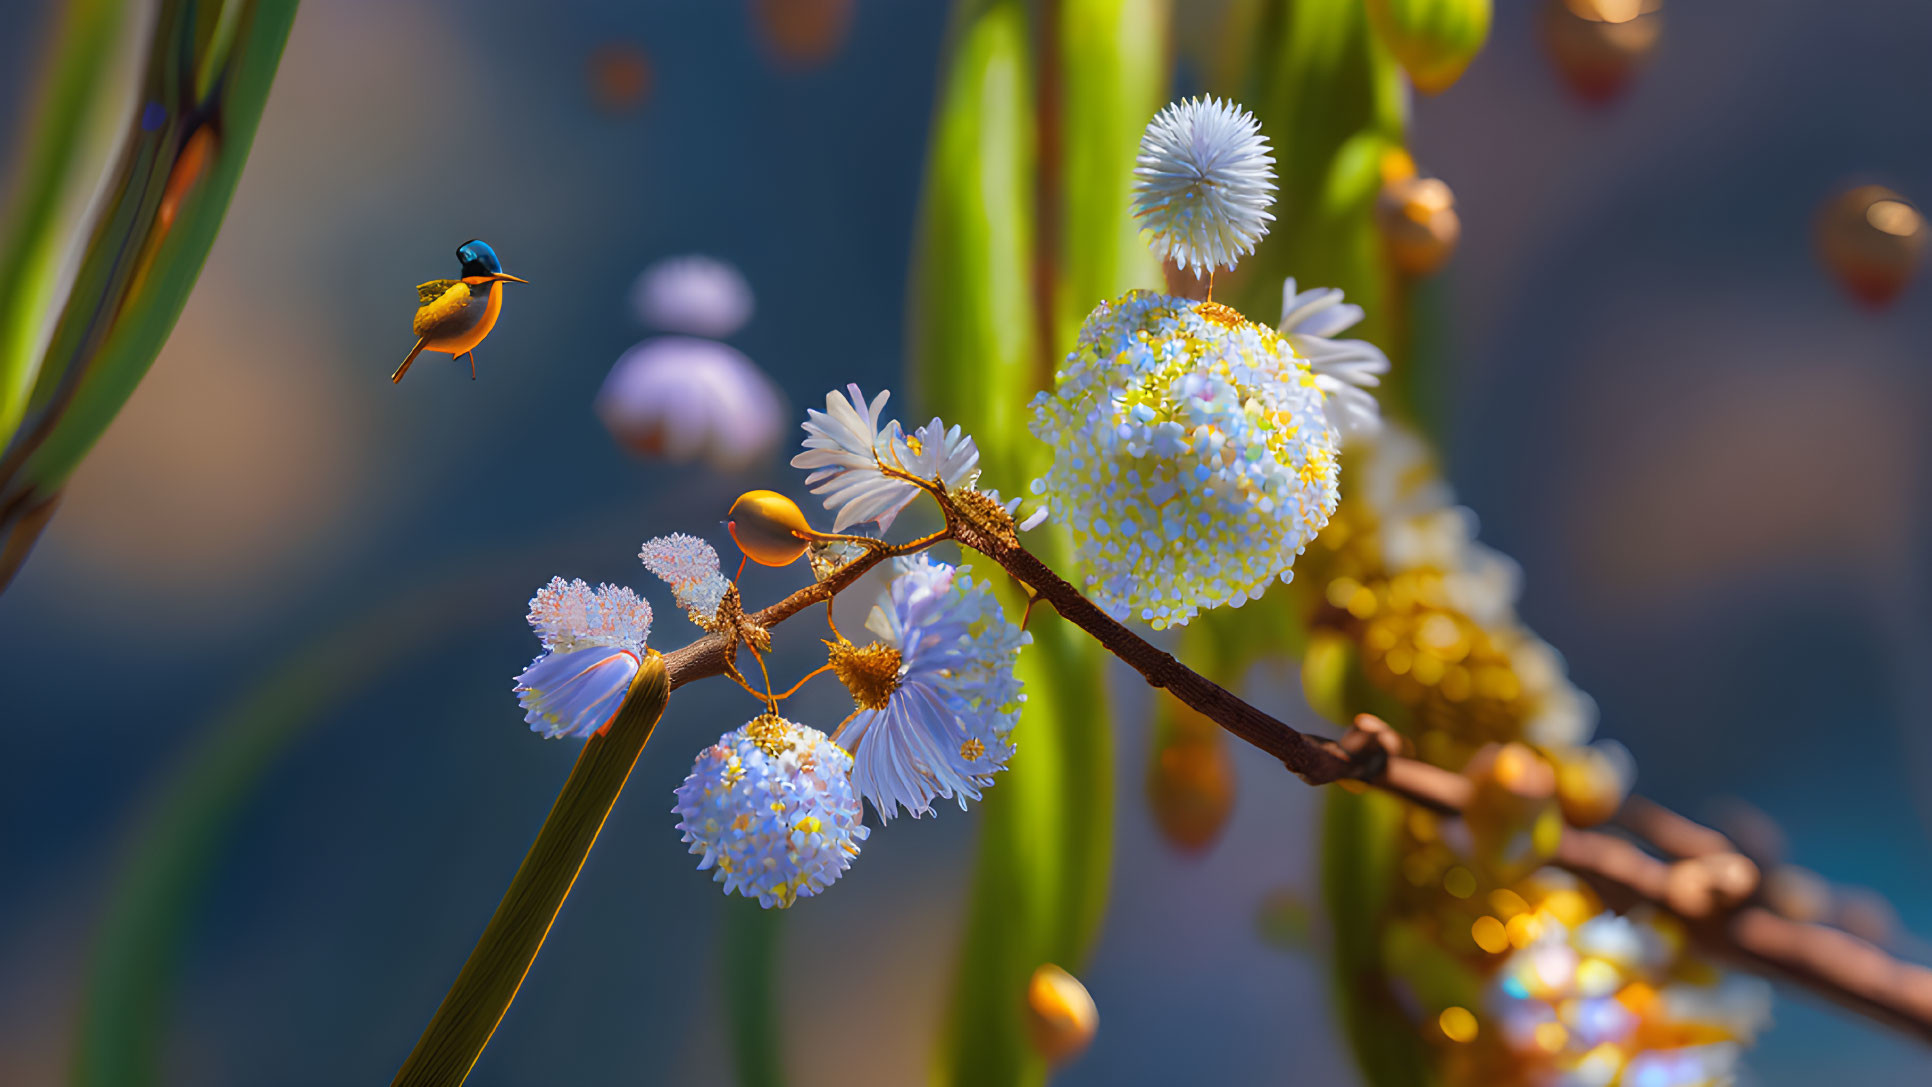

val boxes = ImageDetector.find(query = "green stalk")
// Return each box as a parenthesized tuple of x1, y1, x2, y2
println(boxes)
(723, 900, 786, 1087)
(392, 658, 670, 1087)
(0, 0, 132, 448)
(0, 0, 299, 592)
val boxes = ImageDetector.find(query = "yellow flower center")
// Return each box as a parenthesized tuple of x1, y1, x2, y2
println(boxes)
(746, 713, 796, 756)
(959, 738, 985, 762)
(827, 639, 903, 710)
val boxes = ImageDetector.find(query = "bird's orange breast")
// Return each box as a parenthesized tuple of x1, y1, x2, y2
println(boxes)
(422, 278, 503, 355)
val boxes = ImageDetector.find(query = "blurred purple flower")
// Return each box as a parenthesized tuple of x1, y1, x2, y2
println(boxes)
(630, 255, 754, 337)
(596, 337, 785, 472)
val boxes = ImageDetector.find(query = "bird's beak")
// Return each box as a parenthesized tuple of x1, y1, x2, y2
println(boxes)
(492, 273, 529, 284)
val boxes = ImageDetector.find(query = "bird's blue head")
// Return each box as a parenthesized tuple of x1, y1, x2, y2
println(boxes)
(456, 239, 504, 277)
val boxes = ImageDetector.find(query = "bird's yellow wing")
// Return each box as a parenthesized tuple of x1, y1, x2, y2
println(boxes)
(416, 278, 460, 306)
(412, 279, 472, 337)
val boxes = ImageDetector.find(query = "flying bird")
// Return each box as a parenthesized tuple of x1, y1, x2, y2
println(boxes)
(392, 239, 528, 383)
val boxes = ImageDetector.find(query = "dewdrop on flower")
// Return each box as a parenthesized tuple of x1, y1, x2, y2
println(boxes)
(514, 577, 652, 739)
(830, 555, 1029, 820)
(1029, 291, 1341, 629)
(639, 533, 732, 627)
(672, 714, 868, 909)
(791, 384, 981, 532)
(1132, 97, 1276, 275)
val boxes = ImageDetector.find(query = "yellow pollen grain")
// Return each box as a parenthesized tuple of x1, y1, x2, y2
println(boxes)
(960, 738, 985, 761)
(1471, 916, 1510, 954)
(1439, 1006, 1479, 1043)
(827, 639, 903, 710)
(904, 433, 925, 456)
(794, 815, 822, 836)
(746, 713, 796, 756)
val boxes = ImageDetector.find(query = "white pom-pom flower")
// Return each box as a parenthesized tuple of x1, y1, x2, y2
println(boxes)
(1132, 97, 1277, 275)
(1029, 290, 1341, 629)
(1279, 278, 1390, 440)
(672, 714, 868, 909)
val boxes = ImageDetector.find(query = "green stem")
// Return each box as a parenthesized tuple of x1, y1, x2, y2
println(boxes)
(722, 901, 786, 1087)
(391, 658, 671, 1087)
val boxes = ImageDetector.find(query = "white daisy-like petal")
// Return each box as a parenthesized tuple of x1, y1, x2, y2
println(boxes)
(1132, 97, 1277, 275)
(790, 385, 982, 532)
(1279, 277, 1390, 440)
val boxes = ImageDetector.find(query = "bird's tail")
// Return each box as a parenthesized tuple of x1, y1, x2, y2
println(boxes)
(391, 337, 428, 384)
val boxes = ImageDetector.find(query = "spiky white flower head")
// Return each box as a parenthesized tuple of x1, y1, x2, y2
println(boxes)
(791, 384, 981, 532)
(1488, 897, 1770, 1085)
(596, 337, 785, 472)
(1279, 278, 1389, 440)
(832, 555, 1030, 821)
(1132, 97, 1276, 275)
(1028, 290, 1341, 629)
(515, 577, 652, 739)
(630, 254, 754, 338)
(639, 533, 732, 626)
(672, 714, 868, 909)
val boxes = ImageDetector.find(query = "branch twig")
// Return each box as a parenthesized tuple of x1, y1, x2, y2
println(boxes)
(653, 513, 1932, 1047)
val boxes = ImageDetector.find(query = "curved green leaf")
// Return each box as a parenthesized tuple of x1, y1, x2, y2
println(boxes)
(0, 0, 299, 591)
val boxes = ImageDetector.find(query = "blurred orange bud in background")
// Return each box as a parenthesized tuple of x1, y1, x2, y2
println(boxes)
(1024, 963, 1098, 1066)
(1816, 184, 1925, 309)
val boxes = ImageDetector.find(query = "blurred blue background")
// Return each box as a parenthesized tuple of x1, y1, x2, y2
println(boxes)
(2, 1, 1930, 1083)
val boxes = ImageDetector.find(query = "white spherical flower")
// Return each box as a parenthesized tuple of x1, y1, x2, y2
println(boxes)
(1132, 97, 1276, 275)
(1278, 278, 1389, 440)
(672, 714, 868, 909)
(791, 384, 980, 532)
(596, 337, 785, 472)
(832, 555, 1029, 821)
(1029, 290, 1340, 629)
(630, 254, 754, 337)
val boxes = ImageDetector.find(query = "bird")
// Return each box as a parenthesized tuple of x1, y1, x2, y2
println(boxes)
(392, 239, 528, 383)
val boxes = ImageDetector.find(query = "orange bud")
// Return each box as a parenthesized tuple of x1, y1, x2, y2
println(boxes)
(1816, 184, 1926, 309)
(728, 490, 812, 567)
(1461, 742, 1561, 883)
(752, 0, 855, 69)
(1377, 175, 1461, 278)
(1553, 742, 1633, 827)
(586, 42, 652, 114)
(1146, 702, 1236, 854)
(1024, 963, 1098, 1066)
(1540, 0, 1663, 105)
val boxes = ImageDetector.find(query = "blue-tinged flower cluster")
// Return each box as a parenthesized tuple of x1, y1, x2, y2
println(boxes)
(639, 532, 732, 626)
(672, 714, 869, 909)
(836, 555, 1029, 821)
(1028, 290, 1341, 629)
(514, 577, 652, 739)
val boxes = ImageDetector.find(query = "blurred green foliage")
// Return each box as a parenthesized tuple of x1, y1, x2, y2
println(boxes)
(910, 0, 1167, 1082)
(0, 0, 297, 591)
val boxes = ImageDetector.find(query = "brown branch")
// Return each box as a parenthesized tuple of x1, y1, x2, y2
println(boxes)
(649, 507, 1932, 1047)
(935, 515, 1932, 1046)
